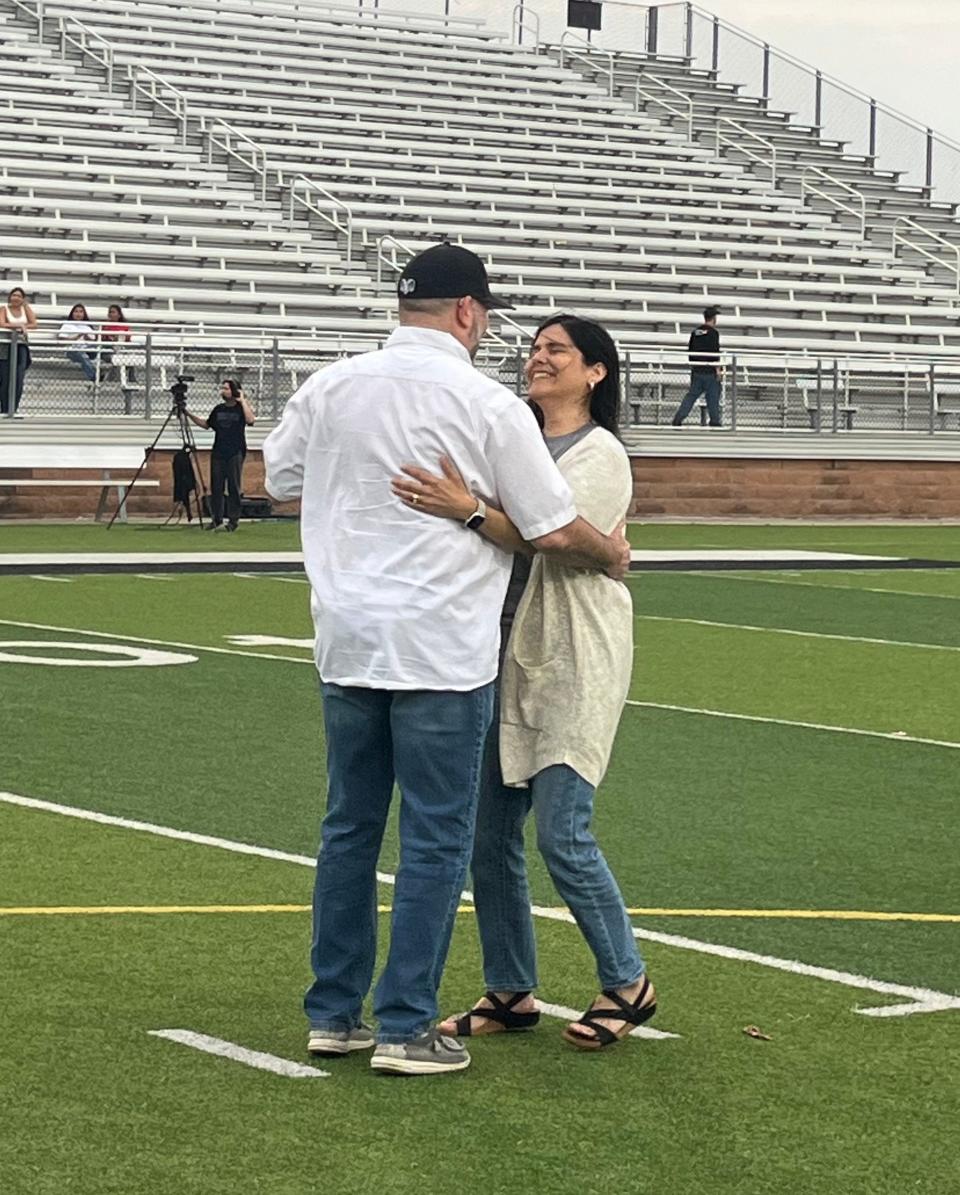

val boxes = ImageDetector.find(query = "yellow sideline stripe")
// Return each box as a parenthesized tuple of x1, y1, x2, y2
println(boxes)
(2, 903, 959, 923)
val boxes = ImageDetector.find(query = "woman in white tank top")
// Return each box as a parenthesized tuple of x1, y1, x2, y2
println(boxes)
(0, 286, 37, 415)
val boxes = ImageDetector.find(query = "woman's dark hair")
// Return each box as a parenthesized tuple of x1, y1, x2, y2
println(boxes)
(7, 287, 26, 302)
(222, 378, 241, 399)
(68, 303, 89, 320)
(532, 313, 621, 436)
(107, 304, 125, 321)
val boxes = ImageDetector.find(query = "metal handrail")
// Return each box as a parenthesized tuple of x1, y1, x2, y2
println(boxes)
(800, 166, 866, 241)
(559, 30, 615, 97)
(892, 217, 960, 296)
(716, 116, 777, 186)
(511, 3, 539, 50)
(679, 2, 960, 158)
(205, 118, 272, 202)
(8, 0, 43, 38)
(58, 14, 115, 89)
(290, 176, 354, 261)
(375, 235, 531, 351)
(128, 65, 192, 147)
(634, 72, 693, 140)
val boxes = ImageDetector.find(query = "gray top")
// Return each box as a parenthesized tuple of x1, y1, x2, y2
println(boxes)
(501, 422, 596, 629)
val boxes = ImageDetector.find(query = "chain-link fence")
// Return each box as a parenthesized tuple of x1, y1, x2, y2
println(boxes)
(621, 353, 960, 434)
(642, 3, 960, 207)
(7, 331, 960, 435)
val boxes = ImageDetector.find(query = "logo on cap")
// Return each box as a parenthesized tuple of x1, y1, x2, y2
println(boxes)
(399, 278, 417, 296)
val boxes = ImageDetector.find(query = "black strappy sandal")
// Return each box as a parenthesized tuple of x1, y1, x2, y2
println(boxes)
(448, 991, 541, 1037)
(561, 977, 657, 1051)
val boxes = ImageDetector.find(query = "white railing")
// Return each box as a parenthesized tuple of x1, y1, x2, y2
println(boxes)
(204, 119, 272, 202)
(716, 116, 777, 187)
(800, 166, 866, 241)
(128, 66, 192, 147)
(648, 3, 960, 205)
(290, 176, 354, 261)
(559, 30, 615, 97)
(634, 71, 693, 140)
(8, 0, 43, 37)
(511, 2, 539, 49)
(892, 217, 960, 297)
(58, 14, 115, 89)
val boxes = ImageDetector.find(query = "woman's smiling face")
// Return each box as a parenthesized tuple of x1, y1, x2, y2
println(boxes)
(525, 322, 602, 406)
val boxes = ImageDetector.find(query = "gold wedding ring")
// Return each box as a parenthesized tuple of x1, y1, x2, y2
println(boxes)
(411, 494, 420, 505)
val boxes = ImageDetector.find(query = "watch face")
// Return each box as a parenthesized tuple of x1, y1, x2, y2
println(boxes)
(466, 513, 485, 530)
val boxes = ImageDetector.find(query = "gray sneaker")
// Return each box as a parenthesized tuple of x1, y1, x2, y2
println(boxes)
(370, 1028, 470, 1076)
(307, 1024, 375, 1057)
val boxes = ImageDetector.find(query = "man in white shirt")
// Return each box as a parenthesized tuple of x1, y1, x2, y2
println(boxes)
(264, 243, 630, 1076)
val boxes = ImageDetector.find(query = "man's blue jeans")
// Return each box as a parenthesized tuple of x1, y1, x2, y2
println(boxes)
(305, 681, 494, 1043)
(672, 372, 722, 426)
(470, 722, 645, 993)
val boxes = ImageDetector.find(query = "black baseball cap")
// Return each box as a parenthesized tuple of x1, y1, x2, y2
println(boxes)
(397, 243, 514, 310)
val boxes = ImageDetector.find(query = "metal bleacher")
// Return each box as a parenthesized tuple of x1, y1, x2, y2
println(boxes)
(0, 0, 958, 432)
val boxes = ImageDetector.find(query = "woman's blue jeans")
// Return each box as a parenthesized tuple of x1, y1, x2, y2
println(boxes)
(471, 720, 645, 993)
(67, 350, 97, 381)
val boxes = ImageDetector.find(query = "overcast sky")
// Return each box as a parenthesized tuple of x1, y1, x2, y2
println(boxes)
(680, 0, 960, 143)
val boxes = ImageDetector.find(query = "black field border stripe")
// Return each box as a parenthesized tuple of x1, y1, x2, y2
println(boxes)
(3, 557, 960, 576)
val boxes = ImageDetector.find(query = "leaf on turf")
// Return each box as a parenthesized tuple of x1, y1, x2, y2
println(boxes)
(743, 1025, 773, 1041)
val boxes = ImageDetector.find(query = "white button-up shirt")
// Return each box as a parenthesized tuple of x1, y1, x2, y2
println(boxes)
(263, 327, 576, 690)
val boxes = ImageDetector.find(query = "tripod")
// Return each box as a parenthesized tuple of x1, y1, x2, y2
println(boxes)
(107, 400, 209, 529)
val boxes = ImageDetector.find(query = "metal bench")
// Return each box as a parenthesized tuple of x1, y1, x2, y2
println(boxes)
(0, 446, 159, 521)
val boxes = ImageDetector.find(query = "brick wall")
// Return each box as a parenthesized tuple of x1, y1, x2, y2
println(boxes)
(631, 456, 960, 518)
(0, 450, 298, 519)
(4, 450, 960, 520)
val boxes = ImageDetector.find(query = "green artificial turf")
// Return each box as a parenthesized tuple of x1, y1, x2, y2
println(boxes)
(3, 526, 960, 1193)
(3, 804, 959, 1195)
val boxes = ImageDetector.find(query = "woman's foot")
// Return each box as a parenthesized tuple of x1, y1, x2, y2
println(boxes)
(564, 976, 657, 1048)
(439, 991, 539, 1037)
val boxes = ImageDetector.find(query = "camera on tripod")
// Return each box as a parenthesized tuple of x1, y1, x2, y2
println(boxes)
(170, 375, 196, 408)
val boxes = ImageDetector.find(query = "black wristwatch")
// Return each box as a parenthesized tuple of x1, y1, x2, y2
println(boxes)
(464, 498, 487, 531)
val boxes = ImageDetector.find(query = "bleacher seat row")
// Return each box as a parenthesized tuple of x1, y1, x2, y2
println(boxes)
(0, 0, 957, 386)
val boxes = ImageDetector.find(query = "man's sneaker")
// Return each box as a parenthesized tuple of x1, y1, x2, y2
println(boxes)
(307, 1025, 375, 1057)
(370, 1028, 470, 1076)
(212, 522, 230, 533)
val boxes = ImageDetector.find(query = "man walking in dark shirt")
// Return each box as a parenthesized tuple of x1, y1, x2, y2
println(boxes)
(671, 307, 722, 427)
(186, 379, 256, 530)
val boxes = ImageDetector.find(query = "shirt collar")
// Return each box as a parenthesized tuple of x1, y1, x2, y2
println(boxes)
(386, 326, 472, 365)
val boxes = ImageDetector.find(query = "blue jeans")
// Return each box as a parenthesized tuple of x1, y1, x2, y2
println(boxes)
(305, 680, 494, 1043)
(471, 722, 644, 992)
(67, 350, 97, 382)
(672, 372, 722, 426)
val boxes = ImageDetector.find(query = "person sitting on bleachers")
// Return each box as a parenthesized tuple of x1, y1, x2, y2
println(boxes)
(0, 287, 38, 416)
(58, 303, 100, 383)
(101, 304, 133, 380)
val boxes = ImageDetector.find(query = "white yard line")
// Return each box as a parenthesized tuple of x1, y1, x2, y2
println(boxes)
(232, 572, 310, 585)
(625, 701, 960, 751)
(533, 1000, 678, 1041)
(147, 1029, 328, 1078)
(0, 618, 314, 667)
(28, 575, 73, 583)
(677, 573, 960, 602)
(2, 616, 955, 749)
(3, 790, 957, 1020)
(634, 614, 960, 654)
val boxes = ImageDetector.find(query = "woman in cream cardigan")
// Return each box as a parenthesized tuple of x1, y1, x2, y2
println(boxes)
(392, 314, 655, 1050)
